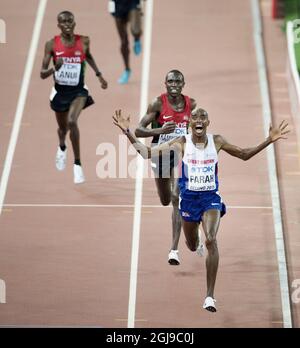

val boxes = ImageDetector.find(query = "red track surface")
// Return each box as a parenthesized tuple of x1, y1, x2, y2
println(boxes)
(0, 0, 299, 328)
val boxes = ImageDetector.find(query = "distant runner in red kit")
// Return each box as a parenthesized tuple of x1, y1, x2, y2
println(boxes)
(135, 70, 205, 265)
(40, 10, 108, 183)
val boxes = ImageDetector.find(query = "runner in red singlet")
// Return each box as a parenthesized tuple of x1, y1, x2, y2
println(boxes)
(135, 70, 204, 265)
(40, 11, 108, 184)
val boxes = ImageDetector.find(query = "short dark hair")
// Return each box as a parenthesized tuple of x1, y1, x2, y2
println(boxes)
(57, 11, 74, 22)
(192, 108, 208, 117)
(165, 69, 184, 82)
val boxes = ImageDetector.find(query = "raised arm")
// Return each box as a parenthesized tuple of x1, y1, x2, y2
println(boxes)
(134, 97, 176, 138)
(113, 110, 184, 158)
(215, 120, 289, 160)
(82, 36, 108, 89)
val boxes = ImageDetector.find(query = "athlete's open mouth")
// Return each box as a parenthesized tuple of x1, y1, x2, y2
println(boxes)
(195, 125, 204, 134)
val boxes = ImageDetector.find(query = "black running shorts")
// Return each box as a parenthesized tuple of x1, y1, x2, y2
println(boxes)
(112, 0, 140, 18)
(50, 86, 94, 113)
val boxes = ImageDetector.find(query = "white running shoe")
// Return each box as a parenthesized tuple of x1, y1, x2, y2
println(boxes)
(168, 250, 180, 265)
(196, 232, 205, 257)
(203, 296, 217, 312)
(55, 146, 67, 171)
(73, 164, 85, 184)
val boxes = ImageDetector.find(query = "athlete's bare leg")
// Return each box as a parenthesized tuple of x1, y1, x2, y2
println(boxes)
(154, 175, 181, 251)
(170, 175, 181, 251)
(129, 8, 142, 40)
(182, 219, 199, 252)
(67, 96, 87, 161)
(115, 17, 130, 70)
(55, 111, 68, 148)
(154, 178, 171, 206)
(201, 209, 221, 298)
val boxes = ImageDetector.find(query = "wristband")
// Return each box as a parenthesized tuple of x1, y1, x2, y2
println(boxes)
(123, 128, 130, 135)
(96, 71, 101, 77)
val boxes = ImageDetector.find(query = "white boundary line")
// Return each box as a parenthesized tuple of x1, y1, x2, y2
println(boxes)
(0, 278, 5, 304)
(286, 21, 300, 153)
(251, 0, 292, 328)
(287, 21, 300, 103)
(3, 203, 272, 209)
(0, 0, 48, 216)
(127, 0, 154, 329)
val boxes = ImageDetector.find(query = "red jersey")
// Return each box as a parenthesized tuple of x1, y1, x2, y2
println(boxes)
(157, 93, 191, 125)
(53, 35, 86, 87)
(152, 93, 192, 144)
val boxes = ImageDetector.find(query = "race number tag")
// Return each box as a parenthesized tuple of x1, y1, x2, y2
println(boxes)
(108, 0, 116, 13)
(55, 63, 81, 86)
(158, 124, 187, 144)
(186, 154, 217, 191)
(188, 166, 217, 191)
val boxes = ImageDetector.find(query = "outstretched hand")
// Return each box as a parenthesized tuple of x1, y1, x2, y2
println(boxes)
(112, 109, 130, 133)
(269, 120, 290, 142)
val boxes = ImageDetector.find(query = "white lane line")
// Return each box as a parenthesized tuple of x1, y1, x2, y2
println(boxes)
(251, 0, 292, 328)
(127, 0, 154, 329)
(3, 203, 272, 209)
(0, 0, 48, 216)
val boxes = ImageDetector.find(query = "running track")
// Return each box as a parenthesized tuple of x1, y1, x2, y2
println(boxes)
(0, 0, 299, 328)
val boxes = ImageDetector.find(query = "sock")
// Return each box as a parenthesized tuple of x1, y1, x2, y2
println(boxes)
(60, 145, 66, 151)
(74, 159, 81, 166)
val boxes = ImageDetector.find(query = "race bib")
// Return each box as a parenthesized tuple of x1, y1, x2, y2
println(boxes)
(158, 125, 187, 145)
(55, 63, 81, 86)
(187, 158, 216, 191)
(188, 172, 216, 191)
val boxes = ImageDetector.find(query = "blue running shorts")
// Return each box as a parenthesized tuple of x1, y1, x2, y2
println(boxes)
(179, 191, 226, 223)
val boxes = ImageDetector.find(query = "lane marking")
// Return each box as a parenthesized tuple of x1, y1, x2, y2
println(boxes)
(251, 0, 293, 328)
(285, 153, 299, 157)
(275, 98, 290, 103)
(3, 203, 272, 209)
(115, 319, 147, 322)
(127, 0, 154, 329)
(273, 88, 288, 93)
(0, 278, 5, 303)
(286, 21, 300, 162)
(274, 73, 286, 78)
(0, 0, 48, 216)
(4, 122, 31, 127)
